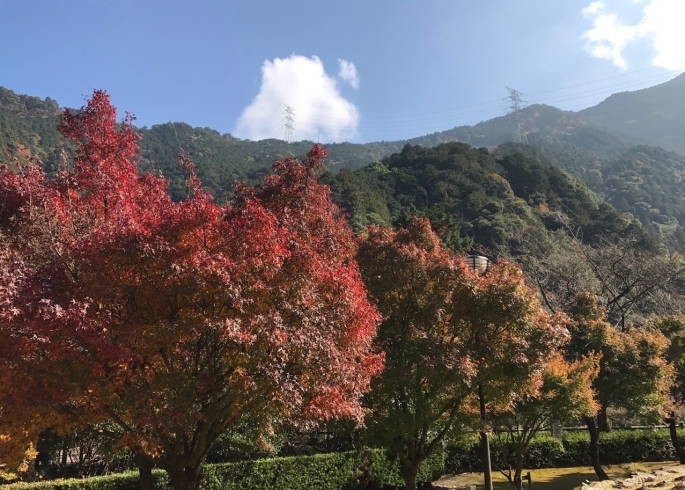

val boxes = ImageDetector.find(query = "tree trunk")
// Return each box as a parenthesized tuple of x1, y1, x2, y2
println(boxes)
(513, 467, 523, 490)
(135, 453, 155, 490)
(513, 444, 525, 490)
(167, 464, 203, 490)
(586, 416, 609, 481)
(478, 383, 493, 490)
(481, 431, 494, 490)
(60, 440, 68, 468)
(402, 461, 419, 490)
(666, 412, 685, 464)
(34, 430, 53, 471)
(597, 404, 610, 432)
(550, 419, 562, 439)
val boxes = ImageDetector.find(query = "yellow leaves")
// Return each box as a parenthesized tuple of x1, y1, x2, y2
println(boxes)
(0, 444, 36, 482)
(495, 350, 600, 428)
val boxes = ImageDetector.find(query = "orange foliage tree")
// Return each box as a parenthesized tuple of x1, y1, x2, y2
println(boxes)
(356, 218, 569, 490)
(491, 351, 599, 490)
(0, 91, 382, 490)
(566, 292, 673, 481)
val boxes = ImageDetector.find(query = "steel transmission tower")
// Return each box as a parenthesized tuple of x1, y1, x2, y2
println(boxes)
(283, 105, 296, 143)
(505, 87, 528, 143)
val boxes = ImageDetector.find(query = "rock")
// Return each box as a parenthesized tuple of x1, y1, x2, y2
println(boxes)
(635, 472, 655, 482)
(432, 484, 476, 490)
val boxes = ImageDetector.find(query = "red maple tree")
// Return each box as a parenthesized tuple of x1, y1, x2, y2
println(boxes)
(0, 91, 381, 490)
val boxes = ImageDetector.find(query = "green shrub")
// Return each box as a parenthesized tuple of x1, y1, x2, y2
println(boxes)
(0, 472, 149, 490)
(553, 432, 590, 467)
(562, 429, 683, 465)
(203, 451, 363, 490)
(444, 435, 564, 474)
(364, 447, 445, 488)
(445, 429, 685, 474)
(517, 436, 565, 469)
(444, 435, 481, 475)
(2, 448, 445, 490)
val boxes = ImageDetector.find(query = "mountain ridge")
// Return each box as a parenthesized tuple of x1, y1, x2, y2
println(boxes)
(2, 77, 685, 246)
(579, 72, 685, 153)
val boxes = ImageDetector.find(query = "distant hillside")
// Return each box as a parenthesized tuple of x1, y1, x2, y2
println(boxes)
(322, 141, 648, 251)
(579, 73, 685, 154)
(0, 86, 405, 200)
(3, 83, 685, 247)
(408, 103, 631, 156)
(494, 141, 685, 246)
(137, 103, 643, 201)
(137, 123, 404, 200)
(0, 87, 60, 118)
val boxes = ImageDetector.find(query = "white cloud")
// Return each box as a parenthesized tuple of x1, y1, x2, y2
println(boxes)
(582, 0, 685, 70)
(338, 59, 360, 89)
(234, 55, 359, 142)
(641, 0, 685, 69)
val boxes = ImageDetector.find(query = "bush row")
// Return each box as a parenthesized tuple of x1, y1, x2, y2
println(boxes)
(3, 448, 445, 490)
(445, 429, 685, 474)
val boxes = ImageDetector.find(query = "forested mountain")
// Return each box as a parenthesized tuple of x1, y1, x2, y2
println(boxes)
(2, 80, 685, 245)
(494, 141, 685, 246)
(321, 142, 648, 251)
(0, 89, 647, 206)
(579, 73, 685, 154)
(405, 103, 633, 157)
(0, 88, 63, 171)
(410, 73, 685, 156)
(0, 86, 404, 201)
(137, 123, 404, 200)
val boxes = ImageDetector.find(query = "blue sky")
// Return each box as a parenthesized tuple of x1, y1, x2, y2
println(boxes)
(1, 0, 683, 143)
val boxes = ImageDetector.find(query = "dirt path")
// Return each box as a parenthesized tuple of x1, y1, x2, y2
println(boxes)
(432, 463, 685, 490)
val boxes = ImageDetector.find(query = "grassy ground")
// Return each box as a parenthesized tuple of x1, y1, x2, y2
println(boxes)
(437, 462, 681, 490)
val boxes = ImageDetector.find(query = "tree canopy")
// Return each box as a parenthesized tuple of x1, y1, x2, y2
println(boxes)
(0, 91, 381, 490)
(357, 218, 569, 490)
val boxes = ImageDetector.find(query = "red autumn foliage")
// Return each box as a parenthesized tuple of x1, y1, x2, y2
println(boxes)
(0, 91, 381, 490)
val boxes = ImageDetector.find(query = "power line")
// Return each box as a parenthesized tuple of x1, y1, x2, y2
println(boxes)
(528, 71, 680, 105)
(525, 66, 657, 96)
(270, 68, 683, 143)
(290, 71, 681, 140)
(293, 68, 682, 125)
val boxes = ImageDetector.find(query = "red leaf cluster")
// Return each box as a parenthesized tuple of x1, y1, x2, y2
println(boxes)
(0, 91, 381, 475)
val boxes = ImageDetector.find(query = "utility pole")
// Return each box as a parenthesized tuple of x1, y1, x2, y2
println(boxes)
(465, 255, 493, 490)
(283, 105, 296, 143)
(505, 87, 528, 143)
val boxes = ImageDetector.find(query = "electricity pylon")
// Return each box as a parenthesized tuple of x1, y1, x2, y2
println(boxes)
(283, 105, 296, 143)
(505, 87, 527, 143)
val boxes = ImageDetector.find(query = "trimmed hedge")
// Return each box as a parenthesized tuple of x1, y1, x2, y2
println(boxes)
(561, 430, 681, 465)
(444, 435, 565, 474)
(365, 448, 445, 488)
(0, 472, 146, 490)
(203, 452, 363, 490)
(3, 448, 445, 490)
(445, 429, 685, 474)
